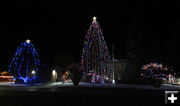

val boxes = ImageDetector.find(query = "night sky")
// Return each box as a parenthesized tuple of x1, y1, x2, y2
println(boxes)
(0, 1, 179, 71)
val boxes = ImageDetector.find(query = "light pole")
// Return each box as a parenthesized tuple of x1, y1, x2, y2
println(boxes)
(31, 70, 35, 86)
(52, 70, 57, 87)
(112, 45, 115, 84)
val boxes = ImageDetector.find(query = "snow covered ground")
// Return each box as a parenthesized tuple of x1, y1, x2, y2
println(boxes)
(41, 82, 180, 90)
(0, 82, 180, 90)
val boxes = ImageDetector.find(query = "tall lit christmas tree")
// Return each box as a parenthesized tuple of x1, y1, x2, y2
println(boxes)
(9, 39, 40, 83)
(81, 17, 111, 83)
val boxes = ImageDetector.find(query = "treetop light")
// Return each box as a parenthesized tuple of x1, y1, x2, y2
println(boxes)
(93, 16, 97, 22)
(26, 39, 30, 43)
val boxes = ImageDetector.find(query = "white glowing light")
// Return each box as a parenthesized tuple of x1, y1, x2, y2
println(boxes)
(26, 39, 30, 43)
(52, 70, 56, 76)
(112, 80, 115, 84)
(93, 16, 97, 21)
(106, 77, 109, 80)
(52, 70, 57, 80)
(32, 70, 35, 75)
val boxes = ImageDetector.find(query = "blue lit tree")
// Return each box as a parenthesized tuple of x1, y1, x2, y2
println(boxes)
(81, 17, 111, 83)
(9, 39, 40, 83)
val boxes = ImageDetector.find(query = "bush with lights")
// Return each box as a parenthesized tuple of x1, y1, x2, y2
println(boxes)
(141, 62, 169, 80)
(140, 62, 174, 87)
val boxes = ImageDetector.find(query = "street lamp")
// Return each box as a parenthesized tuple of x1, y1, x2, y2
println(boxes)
(52, 70, 57, 79)
(52, 70, 56, 76)
(52, 70, 57, 87)
(52, 70, 57, 80)
(112, 45, 115, 84)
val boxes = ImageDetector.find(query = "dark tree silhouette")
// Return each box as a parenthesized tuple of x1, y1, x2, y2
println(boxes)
(125, 31, 144, 81)
(69, 63, 82, 86)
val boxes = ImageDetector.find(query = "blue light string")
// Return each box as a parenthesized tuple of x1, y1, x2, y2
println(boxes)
(9, 41, 40, 83)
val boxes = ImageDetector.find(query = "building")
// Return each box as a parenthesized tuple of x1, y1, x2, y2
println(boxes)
(112, 60, 129, 83)
(51, 65, 65, 82)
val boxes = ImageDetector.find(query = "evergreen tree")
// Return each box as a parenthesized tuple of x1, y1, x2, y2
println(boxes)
(125, 31, 144, 81)
(9, 39, 40, 83)
(70, 63, 82, 86)
(81, 17, 111, 83)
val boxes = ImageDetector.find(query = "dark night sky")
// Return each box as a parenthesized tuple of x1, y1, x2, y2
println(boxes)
(0, 1, 180, 71)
